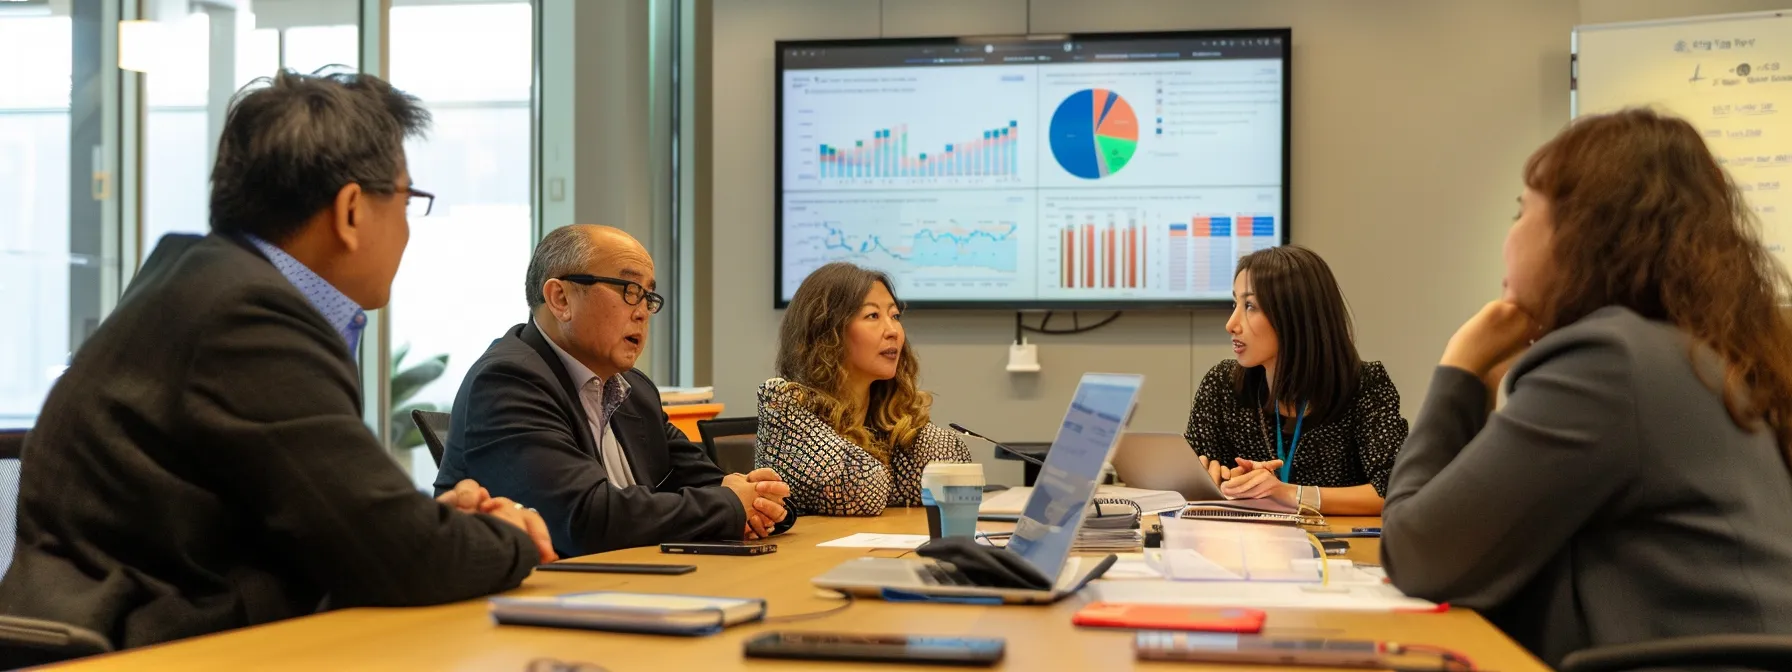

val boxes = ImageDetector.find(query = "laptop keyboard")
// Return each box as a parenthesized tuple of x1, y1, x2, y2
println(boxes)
(918, 562, 976, 587)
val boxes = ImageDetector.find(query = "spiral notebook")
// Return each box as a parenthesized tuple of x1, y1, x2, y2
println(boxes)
(981, 485, 1186, 518)
(489, 591, 766, 636)
(1179, 498, 1319, 526)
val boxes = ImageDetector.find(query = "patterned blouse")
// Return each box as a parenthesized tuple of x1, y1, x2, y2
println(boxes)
(755, 378, 973, 516)
(1183, 360, 1409, 497)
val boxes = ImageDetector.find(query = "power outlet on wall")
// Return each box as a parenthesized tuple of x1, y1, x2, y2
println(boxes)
(1006, 339, 1041, 373)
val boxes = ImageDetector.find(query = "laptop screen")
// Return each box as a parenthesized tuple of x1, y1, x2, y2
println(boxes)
(1006, 373, 1145, 579)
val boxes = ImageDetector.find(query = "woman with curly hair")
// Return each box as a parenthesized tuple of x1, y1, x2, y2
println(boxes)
(755, 262, 972, 516)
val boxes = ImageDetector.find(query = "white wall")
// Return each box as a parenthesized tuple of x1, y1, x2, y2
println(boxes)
(703, 0, 1734, 484)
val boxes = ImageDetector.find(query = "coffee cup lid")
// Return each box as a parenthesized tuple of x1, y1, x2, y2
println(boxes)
(923, 462, 984, 477)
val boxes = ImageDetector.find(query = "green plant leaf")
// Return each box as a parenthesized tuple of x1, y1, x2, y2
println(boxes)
(393, 426, 426, 451)
(392, 342, 412, 369)
(391, 353, 449, 406)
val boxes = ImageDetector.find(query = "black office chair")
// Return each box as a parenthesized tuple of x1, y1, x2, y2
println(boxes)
(696, 417, 758, 475)
(1559, 634, 1792, 671)
(0, 430, 22, 461)
(411, 410, 452, 468)
(0, 431, 115, 666)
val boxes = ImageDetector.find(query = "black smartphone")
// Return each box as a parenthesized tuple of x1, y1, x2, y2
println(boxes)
(660, 541, 778, 556)
(535, 562, 696, 575)
(1136, 632, 1383, 667)
(1321, 539, 1350, 556)
(744, 632, 1005, 666)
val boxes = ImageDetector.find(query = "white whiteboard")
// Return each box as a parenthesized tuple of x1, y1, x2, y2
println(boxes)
(1576, 10, 1792, 267)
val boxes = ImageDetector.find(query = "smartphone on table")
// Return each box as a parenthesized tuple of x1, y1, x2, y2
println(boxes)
(1136, 632, 1385, 668)
(659, 540, 777, 556)
(535, 562, 696, 575)
(744, 632, 1004, 666)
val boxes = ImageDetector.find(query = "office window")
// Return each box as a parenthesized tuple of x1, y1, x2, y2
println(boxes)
(139, 3, 359, 256)
(0, 16, 72, 428)
(387, 2, 534, 488)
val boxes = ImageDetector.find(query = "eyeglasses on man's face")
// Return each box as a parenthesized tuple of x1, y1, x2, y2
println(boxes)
(403, 187, 435, 217)
(556, 274, 665, 314)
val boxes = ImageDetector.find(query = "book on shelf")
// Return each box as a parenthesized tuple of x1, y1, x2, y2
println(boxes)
(659, 386, 715, 405)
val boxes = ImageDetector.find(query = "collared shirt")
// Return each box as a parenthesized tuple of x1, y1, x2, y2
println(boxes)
(244, 235, 368, 355)
(535, 319, 637, 488)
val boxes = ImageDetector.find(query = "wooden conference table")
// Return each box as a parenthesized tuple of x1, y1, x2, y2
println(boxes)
(54, 510, 1548, 671)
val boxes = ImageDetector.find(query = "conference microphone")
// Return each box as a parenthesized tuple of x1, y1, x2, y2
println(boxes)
(948, 423, 1046, 467)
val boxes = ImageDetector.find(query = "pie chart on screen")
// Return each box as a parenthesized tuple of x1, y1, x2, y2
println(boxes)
(1049, 88, 1139, 179)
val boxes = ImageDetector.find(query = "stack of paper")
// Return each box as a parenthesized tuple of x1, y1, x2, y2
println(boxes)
(659, 386, 715, 405)
(1089, 578, 1440, 613)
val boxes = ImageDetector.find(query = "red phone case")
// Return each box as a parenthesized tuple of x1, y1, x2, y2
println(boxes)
(1072, 603, 1267, 633)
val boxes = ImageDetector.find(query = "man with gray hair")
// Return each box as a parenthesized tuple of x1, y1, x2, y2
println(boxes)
(436, 224, 792, 556)
(0, 69, 554, 653)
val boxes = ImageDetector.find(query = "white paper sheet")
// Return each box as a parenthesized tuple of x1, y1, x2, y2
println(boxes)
(1089, 577, 1439, 612)
(816, 533, 931, 549)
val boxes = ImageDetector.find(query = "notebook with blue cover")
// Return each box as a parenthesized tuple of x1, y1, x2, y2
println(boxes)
(489, 591, 767, 636)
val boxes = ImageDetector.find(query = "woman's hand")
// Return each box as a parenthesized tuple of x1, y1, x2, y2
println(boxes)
(1198, 455, 1227, 486)
(1441, 301, 1541, 383)
(1219, 458, 1295, 507)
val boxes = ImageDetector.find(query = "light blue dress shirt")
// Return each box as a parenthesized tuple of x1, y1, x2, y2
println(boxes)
(244, 235, 368, 355)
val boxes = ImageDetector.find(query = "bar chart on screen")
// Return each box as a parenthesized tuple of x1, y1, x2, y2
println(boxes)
(815, 121, 1021, 181)
(1037, 189, 1282, 301)
(781, 64, 1038, 191)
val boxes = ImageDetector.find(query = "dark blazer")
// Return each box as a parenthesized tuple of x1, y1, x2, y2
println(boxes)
(436, 322, 774, 557)
(0, 234, 538, 650)
(1383, 306, 1792, 667)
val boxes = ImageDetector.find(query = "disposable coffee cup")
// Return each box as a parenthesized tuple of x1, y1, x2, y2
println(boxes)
(921, 462, 985, 539)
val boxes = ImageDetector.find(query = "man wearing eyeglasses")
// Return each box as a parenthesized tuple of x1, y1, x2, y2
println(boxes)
(436, 225, 792, 557)
(0, 69, 555, 652)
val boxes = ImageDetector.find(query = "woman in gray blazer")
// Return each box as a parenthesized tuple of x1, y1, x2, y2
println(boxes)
(1382, 107, 1792, 668)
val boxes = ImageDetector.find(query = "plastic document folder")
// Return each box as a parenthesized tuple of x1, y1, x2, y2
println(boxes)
(489, 591, 767, 636)
(1153, 518, 1320, 582)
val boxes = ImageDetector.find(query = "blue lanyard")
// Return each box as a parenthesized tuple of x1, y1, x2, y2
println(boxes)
(1274, 402, 1308, 482)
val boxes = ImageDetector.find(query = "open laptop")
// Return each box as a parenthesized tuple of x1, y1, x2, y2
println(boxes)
(1109, 432, 1225, 501)
(812, 372, 1144, 604)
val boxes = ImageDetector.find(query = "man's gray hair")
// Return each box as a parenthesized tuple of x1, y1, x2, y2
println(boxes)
(526, 226, 597, 310)
(209, 66, 429, 242)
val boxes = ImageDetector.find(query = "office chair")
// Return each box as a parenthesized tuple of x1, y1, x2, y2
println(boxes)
(0, 431, 115, 666)
(1560, 634, 1792, 671)
(411, 410, 452, 468)
(0, 429, 24, 578)
(696, 417, 758, 475)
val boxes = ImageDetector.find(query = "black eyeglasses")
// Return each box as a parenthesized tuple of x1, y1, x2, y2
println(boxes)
(404, 187, 435, 217)
(557, 274, 664, 314)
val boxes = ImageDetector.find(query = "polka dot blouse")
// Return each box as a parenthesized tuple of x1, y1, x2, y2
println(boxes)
(1184, 360, 1409, 497)
(754, 378, 973, 516)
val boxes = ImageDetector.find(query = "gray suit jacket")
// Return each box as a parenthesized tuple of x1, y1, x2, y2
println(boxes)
(1383, 306, 1792, 667)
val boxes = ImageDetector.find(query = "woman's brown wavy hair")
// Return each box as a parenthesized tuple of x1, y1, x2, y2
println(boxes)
(1524, 107, 1792, 456)
(775, 262, 932, 464)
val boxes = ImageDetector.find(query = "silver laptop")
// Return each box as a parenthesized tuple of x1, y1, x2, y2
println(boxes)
(812, 373, 1145, 604)
(1110, 432, 1225, 501)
